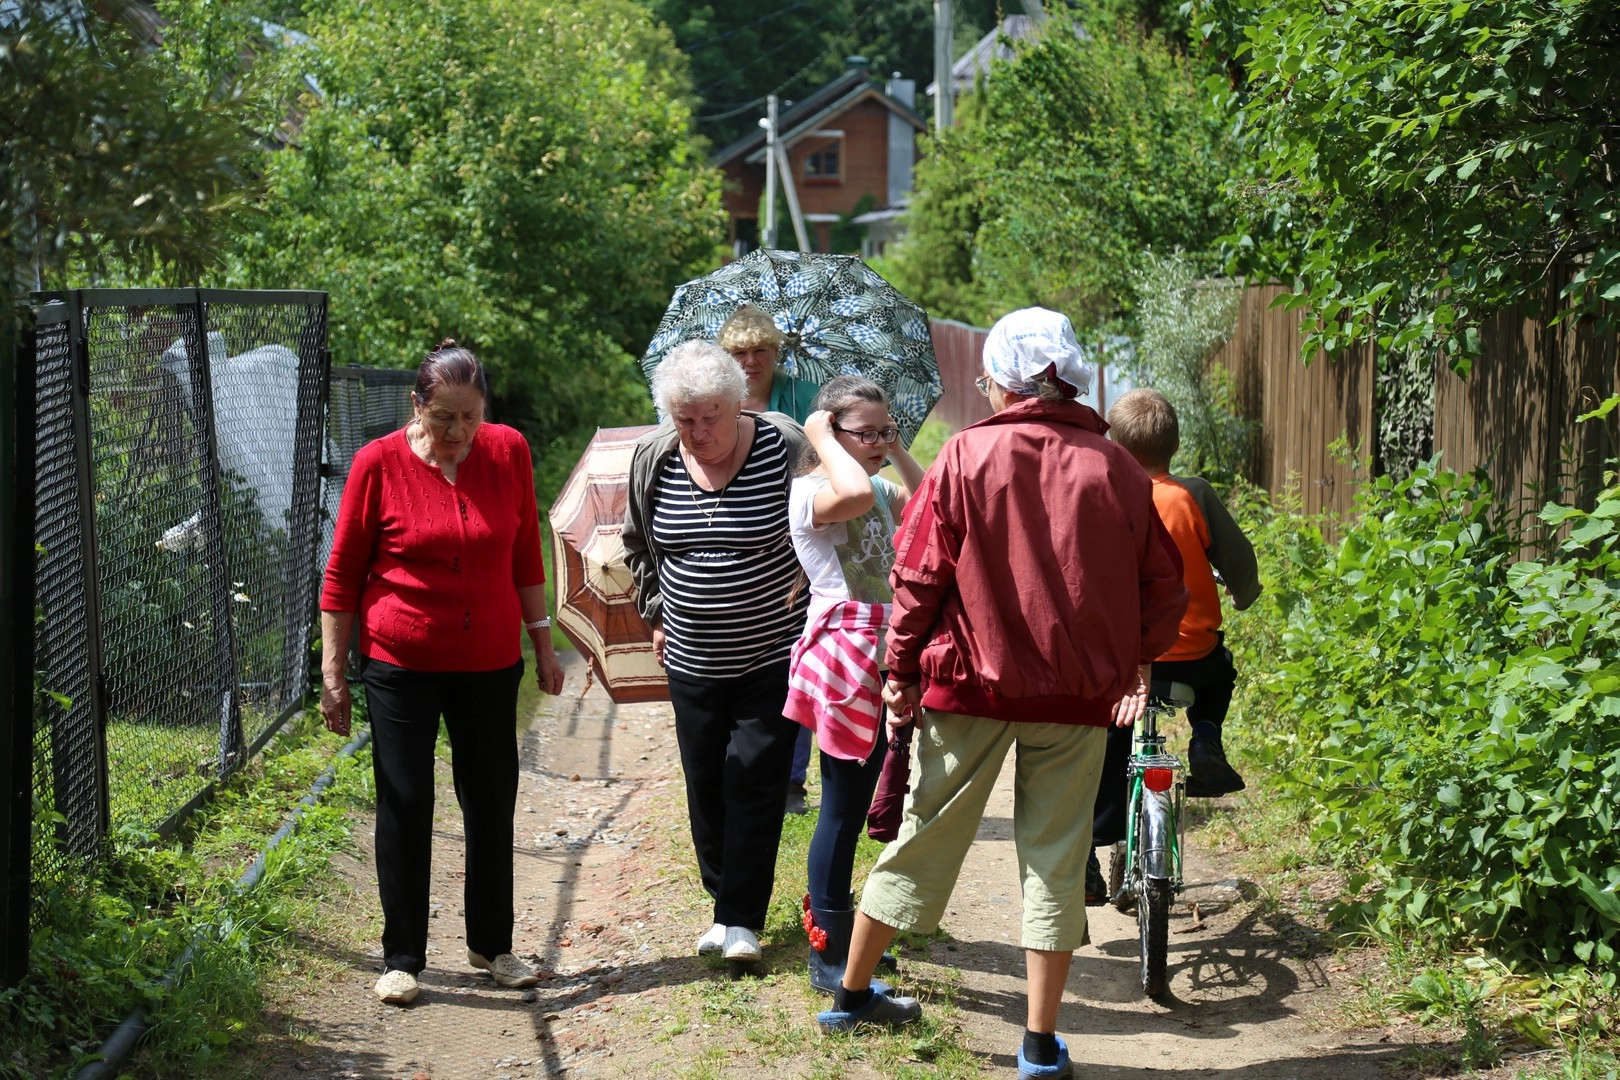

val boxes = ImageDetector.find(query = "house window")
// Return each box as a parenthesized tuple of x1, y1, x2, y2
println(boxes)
(804, 141, 842, 185)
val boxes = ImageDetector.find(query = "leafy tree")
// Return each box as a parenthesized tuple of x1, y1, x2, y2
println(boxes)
(884, 11, 1235, 328)
(1196, 0, 1620, 372)
(221, 0, 726, 486)
(1, 1, 257, 309)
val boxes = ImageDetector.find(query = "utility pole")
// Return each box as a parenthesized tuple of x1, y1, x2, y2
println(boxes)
(773, 140, 811, 253)
(933, 0, 954, 134)
(763, 95, 778, 249)
(759, 95, 810, 252)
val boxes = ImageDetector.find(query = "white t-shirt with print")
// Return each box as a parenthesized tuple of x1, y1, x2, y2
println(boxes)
(788, 474, 901, 644)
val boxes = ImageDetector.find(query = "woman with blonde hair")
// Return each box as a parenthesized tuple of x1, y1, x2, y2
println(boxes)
(717, 303, 820, 423)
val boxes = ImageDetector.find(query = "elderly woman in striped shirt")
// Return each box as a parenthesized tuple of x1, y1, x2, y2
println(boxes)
(783, 376, 924, 995)
(621, 340, 811, 963)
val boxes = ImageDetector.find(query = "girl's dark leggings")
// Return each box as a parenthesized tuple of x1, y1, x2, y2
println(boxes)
(806, 734, 887, 911)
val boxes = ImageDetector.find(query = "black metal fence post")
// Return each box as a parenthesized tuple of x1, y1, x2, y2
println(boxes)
(1, 304, 37, 987)
(68, 299, 112, 845)
(179, 292, 245, 777)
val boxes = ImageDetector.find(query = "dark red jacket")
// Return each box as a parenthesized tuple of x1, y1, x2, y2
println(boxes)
(884, 398, 1187, 725)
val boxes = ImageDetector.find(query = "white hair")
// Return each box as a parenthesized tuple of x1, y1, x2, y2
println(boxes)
(653, 340, 747, 415)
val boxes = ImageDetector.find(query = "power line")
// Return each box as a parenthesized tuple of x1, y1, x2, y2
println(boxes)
(684, 1, 808, 52)
(694, 10, 838, 96)
(695, 4, 883, 124)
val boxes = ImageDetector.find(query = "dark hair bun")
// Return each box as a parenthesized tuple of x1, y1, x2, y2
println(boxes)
(415, 339, 488, 402)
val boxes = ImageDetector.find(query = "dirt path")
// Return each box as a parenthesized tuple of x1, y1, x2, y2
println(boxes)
(253, 658, 1442, 1079)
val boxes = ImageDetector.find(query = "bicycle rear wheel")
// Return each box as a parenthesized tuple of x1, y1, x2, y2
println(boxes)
(1135, 791, 1174, 997)
(1138, 876, 1171, 997)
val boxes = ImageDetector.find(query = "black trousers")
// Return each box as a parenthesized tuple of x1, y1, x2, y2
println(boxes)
(667, 661, 799, 930)
(1092, 637, 1237, 846)
(361, 656, 524, 974)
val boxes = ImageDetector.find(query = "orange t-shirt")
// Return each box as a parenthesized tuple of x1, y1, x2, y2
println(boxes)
(1151, 474, 1221, 661)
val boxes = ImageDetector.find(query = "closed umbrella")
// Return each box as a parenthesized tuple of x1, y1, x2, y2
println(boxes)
(548, 425, 668, 704)
(640, 248, 942, 444)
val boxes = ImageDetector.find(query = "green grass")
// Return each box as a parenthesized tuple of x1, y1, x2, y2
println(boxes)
(2, 708, 368, 1080)
(103, 716, 215, 828)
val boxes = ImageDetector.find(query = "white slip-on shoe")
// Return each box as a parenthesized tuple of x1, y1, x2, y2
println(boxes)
(374, 969, 419, 1005)
(696, 922, 726, 956)
(468, 949, 541, 988)
(722, 925, 761, 962)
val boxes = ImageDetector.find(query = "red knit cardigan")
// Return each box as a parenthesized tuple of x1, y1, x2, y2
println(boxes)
(320, 423, 546, 672)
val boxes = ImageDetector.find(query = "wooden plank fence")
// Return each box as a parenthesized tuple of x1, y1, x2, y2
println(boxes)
(1208, 284, 1375, 521)
(1432, 264, 1619, 523)
(928, 318, 993, 433)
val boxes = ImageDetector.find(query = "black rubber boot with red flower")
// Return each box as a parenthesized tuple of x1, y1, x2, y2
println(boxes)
(803, 894, 894, 996)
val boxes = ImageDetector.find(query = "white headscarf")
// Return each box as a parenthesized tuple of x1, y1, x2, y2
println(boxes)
(982, 307, 1093, 399)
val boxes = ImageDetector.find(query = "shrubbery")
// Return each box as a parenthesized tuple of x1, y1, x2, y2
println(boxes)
(1245, 460, 1620, 974)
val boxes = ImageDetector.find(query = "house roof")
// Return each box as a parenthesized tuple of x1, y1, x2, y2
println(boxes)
(711, 72, 926, 169)
(925, 15, 1040, 98)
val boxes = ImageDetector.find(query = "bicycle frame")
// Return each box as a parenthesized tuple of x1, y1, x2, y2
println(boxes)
(1120, 699, 1186, 893)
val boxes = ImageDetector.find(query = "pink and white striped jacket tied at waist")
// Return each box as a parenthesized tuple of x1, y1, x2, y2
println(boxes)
(784, 599, 890, 762)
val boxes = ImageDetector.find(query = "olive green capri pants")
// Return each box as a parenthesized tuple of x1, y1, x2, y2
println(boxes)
(857, 710, 1109, 953)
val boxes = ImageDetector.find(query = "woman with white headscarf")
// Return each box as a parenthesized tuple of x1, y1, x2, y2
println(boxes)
(814, 308, 1188, 1080)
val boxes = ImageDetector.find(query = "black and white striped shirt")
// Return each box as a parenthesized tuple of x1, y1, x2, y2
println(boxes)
(651, 419, 808, 681)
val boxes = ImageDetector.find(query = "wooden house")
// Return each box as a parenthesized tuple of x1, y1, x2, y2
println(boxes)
(712, 57, 926, 256)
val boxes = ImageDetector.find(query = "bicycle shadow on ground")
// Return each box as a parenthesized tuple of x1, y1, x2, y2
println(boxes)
(935, 891, 1340, 1039)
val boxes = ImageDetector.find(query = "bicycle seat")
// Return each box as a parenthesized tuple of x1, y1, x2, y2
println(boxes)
(1148, 679, 1195, 709)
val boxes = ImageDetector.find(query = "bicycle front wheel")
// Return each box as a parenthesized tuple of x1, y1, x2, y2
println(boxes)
(1108, 842, 1131, 913)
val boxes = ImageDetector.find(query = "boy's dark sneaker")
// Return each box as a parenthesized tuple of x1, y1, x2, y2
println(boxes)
(1186, 738, 1246, 798)
(1084, 848, 1106, 905)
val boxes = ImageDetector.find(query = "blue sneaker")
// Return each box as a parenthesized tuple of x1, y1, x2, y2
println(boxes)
(1018, 1034, 1073, 1079)
(816, 988, 923, 1033)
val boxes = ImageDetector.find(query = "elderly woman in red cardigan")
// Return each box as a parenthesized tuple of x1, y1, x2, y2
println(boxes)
(319, 340, 566, 1007)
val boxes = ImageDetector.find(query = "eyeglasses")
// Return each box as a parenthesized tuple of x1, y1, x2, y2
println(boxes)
(833, 423, 900, 446)
(975, 375, 992, 397)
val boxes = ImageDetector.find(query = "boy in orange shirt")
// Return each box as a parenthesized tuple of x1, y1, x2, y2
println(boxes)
(1086, 389, 1261, 900)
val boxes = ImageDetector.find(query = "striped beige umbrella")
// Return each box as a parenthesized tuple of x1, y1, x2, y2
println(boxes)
(548, 425, 668, 704)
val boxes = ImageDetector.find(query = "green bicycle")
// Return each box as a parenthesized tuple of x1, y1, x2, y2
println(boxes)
(1107, 680, 1192, 998)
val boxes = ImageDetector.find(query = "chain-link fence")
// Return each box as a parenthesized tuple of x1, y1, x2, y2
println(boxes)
(27, 290, 329, 902)
(322, 365, 416, 566)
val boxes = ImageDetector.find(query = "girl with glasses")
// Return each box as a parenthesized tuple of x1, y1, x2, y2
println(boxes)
(783, 375, 924, 996)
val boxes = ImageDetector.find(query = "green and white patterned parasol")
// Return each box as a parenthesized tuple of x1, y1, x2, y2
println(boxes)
(639, 248, 943, 445)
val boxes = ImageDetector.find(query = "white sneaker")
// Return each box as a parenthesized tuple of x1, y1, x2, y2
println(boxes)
(696, 922, 726, 956)
(468, 949, 540, 988)
(374, 969, 419, 1005)
(722, 926, 761, 962)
